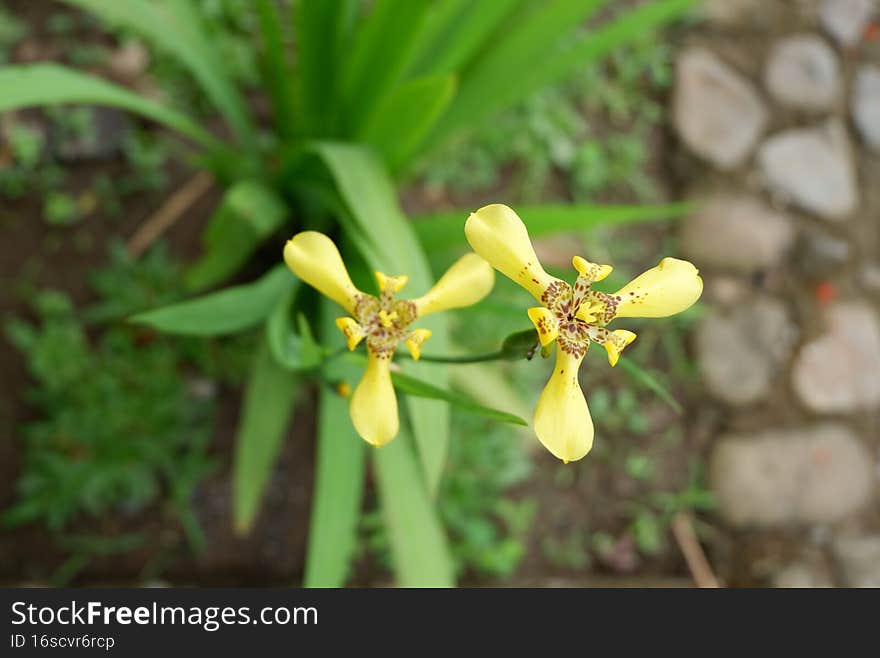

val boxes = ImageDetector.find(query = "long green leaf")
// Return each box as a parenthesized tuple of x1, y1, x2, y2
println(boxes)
(428, 0, 608, 145)
(233, 338, 301, 534)
(618, 356, 683, 415)
(295, 0, 357, 136)
(303, 301, 367, 587)
(374, 432, 455, 587)
(59, 0, 253, 142)
(313, 142, 449, 496)
(337, 0, 432, 137)
(0, 64, 217, 149)
(361, 73, 457, 171)
(256, 0, 296, 140)
(392, 371, 527, 426)
(414, 202, 692, 252)
(185, 180, 288, 291)
(131, 265, 293, 335)
(409, 0, 523, 76)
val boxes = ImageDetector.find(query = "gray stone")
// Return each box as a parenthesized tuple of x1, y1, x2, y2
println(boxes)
(819, 0, 875, 47)
(674, 49, 768, 170)
(697, 298, 797, 405)
(853, 65, 880, 151)
(860, 263, 880, 293)
(792, 301, 880, 412)
(833, 536, 880, 587)
(772, 559, 835, 588)
(793, 231, 851, 281)
(757, 120, 857, 221)
(764, 34, 841, 111)
(681, 195, 795, 273)
(710, 424, 873, 527)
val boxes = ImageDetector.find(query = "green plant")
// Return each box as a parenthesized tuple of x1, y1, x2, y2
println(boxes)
(1, 0, 697, 586)
(3, 245, 229, 579)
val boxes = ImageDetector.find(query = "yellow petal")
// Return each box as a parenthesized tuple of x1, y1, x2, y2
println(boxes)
(404, 328, 432, 361)
(613, 257, 703, 319)
(572, 256, 612, 282)
(284, 232, 362, 314)
(350, 353, 399, 446)
(375, 271, 408, 296)
(527, 307, 558, 346)
(533, 349, 594, 463)
(465, 204, 560, 301)
(335, 317, 364, 351)
(412, 253, 494, 317)
(603, 329, 637, 367)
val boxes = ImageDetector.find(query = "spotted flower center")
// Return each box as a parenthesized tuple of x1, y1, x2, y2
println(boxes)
(354, 293, 418, 358)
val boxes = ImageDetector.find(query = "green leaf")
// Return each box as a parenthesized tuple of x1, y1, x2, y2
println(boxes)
(304, 299, 367, 587)
(392, 371, 527, 426)
(312, 142, 450, 497)
(0, 64, 218, 149)
(256, 0, 296, 140)
(374, 432, 455, 587)
(59, 0, 253, 142)
(408, 0, 523, 76)
(428, 0, 608, 146)
(266, 292, 324, 371)
(361, 73, 457, 172)
(131, 265, 293, 336)
(295, 0, 357, 137)
(185, 180, 288, 291)
(618, 356, 683, 415)
(337, 0, 432, 137)
(233, 338, 301, 535)
(413, 202, 692, 252)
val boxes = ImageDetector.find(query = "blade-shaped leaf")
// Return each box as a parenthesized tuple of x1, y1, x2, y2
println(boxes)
(392, 371, 527, 426)
(374, 432, 455, 587)
(0, 64, 217, 149)
(408, 0, 523, 76)
(428, 0, 608, 145)
(185, 180, 288, 291)
(337, 0, 432, 137)
(256, 0, 296, 139)
(618, 356, 683, 415)
(131, 265, 293, 336)
(303, 301, 367, 587)
(59, 0, 253, 142)
(312, 142, 450, 496)
(233, 338, 301, 534)
(361, 73, 457, 172)
(266, 293, 324, 371)
(414, 202, 692, 252)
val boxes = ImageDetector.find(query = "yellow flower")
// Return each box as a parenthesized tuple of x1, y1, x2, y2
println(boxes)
(283, 231, 494, 447)
(465, 204, 702, 463)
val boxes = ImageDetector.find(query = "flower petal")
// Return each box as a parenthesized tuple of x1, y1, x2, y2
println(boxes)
(404, 328, 432, 361)
(603, 329, 637, 367)
(527, 307, 558, 346)
(465, 204, 560, 301)
(335, 317, 364, 351)
(350, 353, 399, 446)
(284, 231, 362, 314)
(412, 253, 494, 317)
(533, 348, 594, 463)
(613, 257, 703, 319)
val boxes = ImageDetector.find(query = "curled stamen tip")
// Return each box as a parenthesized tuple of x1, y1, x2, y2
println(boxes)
(572, 256, 612, 281)
(375, 271, 408, 294)
(335, 316, 364, 351)
(405, 328, 432, 361)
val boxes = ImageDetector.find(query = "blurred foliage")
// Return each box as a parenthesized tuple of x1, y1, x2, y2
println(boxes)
(418, 36, 673, 202)
(3, 244, 252, 574)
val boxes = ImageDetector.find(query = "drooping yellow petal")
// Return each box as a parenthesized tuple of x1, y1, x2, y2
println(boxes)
(465, 204, 560, 301)
(350, 353, 399, 447)
(284, 231, 362, 314)
(527, 307, 558, 346)
(412, 253, 494, 317)
(335, 317, 364, 351)
(603, 329, 637, 367)
(613, 257, 703, 319)
(404, 328, 432, 361)
(572, 256, 612, 282)
(533, 349, 594, 463)
(375, 271, 408, 295)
